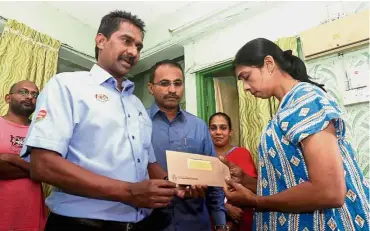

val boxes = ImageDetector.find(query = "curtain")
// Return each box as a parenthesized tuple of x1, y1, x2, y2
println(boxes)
(275, 36, 299, 56)
(213, 77, 240, 146)
(0, 19, 61, 212)
(238, 36, 298, 165)
(237, 83, 273, 165)
(0, 19, 61, 114)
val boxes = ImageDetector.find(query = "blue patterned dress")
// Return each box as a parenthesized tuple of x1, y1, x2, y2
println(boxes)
(255, 82, 369, 231)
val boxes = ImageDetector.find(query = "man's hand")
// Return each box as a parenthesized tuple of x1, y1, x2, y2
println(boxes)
(128, 179, 177, 208)
(0, 156, 29, 180)
(0, 154, 30, 171)
(225, 203, 244, 222)
(175, 185, 207, 199)
(0, 154, 14, 162)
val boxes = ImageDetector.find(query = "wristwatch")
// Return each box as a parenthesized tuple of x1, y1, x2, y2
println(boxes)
(214, 225, 229, 231)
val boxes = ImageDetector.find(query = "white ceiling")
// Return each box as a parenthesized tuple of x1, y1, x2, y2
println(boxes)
(45, 1, 196, 30)
(43, 1, 245, 74)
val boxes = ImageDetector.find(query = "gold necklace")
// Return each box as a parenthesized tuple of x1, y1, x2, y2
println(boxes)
(219, 145, 233, 157)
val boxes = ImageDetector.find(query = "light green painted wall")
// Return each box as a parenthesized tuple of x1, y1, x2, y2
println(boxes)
(183, 1, 369, 115)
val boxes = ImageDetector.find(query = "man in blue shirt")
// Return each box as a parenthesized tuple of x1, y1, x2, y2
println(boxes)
(21, 11, 180, 231)
(144, 60, 228, 231)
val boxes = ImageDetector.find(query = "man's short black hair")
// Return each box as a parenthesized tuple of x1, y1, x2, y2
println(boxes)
(95, 10, 146, 60)
(149, 60, 184, 83)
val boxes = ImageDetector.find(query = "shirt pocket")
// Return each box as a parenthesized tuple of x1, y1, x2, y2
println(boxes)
(182, 137, 202, 154)
(139, 112, 152, 148)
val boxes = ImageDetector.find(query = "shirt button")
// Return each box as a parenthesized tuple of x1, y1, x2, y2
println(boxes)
(137, 158, 141, 163)
(132, 136, 135, 140)
(128, 114, 130, 118)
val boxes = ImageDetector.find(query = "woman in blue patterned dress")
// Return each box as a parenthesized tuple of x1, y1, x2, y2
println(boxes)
(222, 38, 369, 231)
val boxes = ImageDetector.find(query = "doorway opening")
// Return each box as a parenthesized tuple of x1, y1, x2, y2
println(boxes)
(196, 62, 240, 146)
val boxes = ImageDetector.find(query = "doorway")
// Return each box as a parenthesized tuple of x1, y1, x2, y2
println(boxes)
(196, 61, 279, 164)
(196, 62, 240, 146)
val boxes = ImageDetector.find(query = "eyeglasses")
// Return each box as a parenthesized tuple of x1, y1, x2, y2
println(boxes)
(153, 80, 183, 88)
(10, 89, 39, 99)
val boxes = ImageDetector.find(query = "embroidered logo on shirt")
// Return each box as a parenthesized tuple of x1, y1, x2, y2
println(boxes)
(95, 94, 109, 102)
(35, 109, 47, 123)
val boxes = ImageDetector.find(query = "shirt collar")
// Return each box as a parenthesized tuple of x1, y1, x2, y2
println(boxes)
(123, 80, 135, 94)
(148, 102, 185, 121)
(90, 64, 112, 84)
(90, 64, 135, 94)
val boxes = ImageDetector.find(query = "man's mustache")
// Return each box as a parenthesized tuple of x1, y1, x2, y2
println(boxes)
(118, 55, 134, 66)
(20, 99, 33, 105)
(164, 94, 180, 99)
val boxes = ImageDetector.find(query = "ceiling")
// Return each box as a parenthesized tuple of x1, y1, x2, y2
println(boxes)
(42, 1, 248, 75)
(45, 1, 199, 74)
(45, 1, 196, 30)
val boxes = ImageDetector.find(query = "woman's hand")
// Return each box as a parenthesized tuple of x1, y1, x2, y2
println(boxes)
(220, 156, 258, 193)
(219, 156, 246, 184)
(225, 202, 244, 222)
(224, 178, 257, 208)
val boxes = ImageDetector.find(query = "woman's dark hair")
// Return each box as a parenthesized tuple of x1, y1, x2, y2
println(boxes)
(209, 112, 232, 130)
(233, 38, 325, 91)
